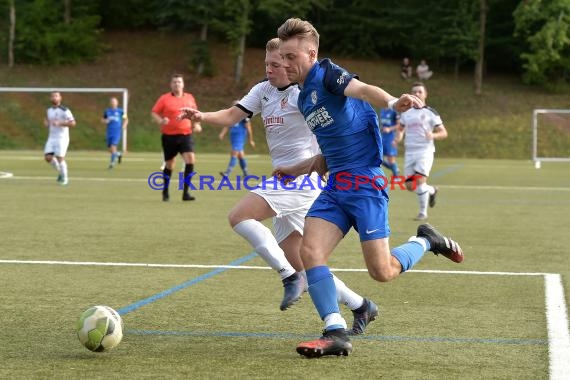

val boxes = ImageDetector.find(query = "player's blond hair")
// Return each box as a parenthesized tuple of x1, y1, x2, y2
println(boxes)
(277, 18, 319, 49)
(266, 38, 280, 52)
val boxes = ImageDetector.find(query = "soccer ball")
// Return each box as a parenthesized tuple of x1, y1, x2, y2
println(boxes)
(76, 305, 123, 352)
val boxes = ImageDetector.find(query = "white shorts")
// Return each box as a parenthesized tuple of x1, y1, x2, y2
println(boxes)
(252, 173, 321, 243)
(44, 138, 69, 157)
(404, 151, 434, 177)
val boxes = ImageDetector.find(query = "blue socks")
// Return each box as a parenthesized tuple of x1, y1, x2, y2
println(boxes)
(239, 158, 248, 175)
(225, 157, 237, 175)
(392, 238, 430, 272)
(306, 266, 342, 330)
(382, 161, 400, 176)
(111, 152, 117, 164)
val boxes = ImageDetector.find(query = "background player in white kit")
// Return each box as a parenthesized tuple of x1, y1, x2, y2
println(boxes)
(179, 38, 378, 334)
(43, 91, 76, 186)
(397, 82, 447, 220)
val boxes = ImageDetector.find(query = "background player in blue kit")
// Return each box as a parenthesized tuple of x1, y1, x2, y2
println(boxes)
(276, 18, 464, 358)
(219, 102, 254, 177)
(379, 107, 400, 176)
(102, 97, 128, 169)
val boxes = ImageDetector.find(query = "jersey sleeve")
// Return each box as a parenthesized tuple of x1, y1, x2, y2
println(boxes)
(151, 95, 165, 114)
(321, 59, 358, 95)
(427, 107, 443, 127)
(236, 81, 265, 118)
(65, 109, 75, 121)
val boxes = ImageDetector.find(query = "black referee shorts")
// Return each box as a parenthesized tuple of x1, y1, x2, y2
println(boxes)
(162, 134, 195, 161)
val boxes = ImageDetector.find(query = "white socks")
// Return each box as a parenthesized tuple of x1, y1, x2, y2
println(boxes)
(233, 219, 295, 280)
(333, 275, 364, 311)
(50, 159, 60, 172)
(416, 183, 434, 215)
(59, 160, 68, 180)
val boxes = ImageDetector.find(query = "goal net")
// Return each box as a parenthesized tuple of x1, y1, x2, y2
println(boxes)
(0, 87, 129, 152)
(532, 109, 570, 168)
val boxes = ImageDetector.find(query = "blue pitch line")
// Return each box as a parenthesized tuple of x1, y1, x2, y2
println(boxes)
(116, 253, 258, 316)
(126, 329, 546, 346)
(430, 164, 464, 179)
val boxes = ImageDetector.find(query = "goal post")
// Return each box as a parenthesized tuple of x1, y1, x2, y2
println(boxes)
(532, 109, 570, 169)
(0, 87, 129, 152)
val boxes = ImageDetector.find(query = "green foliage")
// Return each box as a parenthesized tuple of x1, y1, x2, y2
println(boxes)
(514, 0, 570, 86)
(14, 0, 103, 64)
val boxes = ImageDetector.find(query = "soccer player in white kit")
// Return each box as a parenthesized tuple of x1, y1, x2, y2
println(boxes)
(397, 82, 448, 220)
(43, 91, 76, 186)
(179, 38, 378, 335)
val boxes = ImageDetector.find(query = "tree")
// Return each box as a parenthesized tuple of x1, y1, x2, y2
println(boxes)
(8, 0, 14, 67)
(514, 0, 570, 86)
(474, 0, 487, 95)
(154, 0, 220, 76)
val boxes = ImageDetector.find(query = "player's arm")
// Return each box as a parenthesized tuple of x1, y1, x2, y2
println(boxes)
(428, 124, 448, 140)
(344, 78, 423, 113)
(273, 154, 328, 181)
(218, 126, 228, 140)
(245, 119, 255, 147)
(179, 106, 248, 127)
(44, 117, 49, 128)
(151, 111, 168, 125)
(394, 122, 405, 144)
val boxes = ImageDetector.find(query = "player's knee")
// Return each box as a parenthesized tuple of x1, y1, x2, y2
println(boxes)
(44, 155, 52, 163)
(368, 266, 398, 282)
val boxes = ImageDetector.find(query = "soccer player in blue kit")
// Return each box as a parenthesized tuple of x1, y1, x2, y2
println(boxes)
(102, 97, 128, 169)
(379, 107, 400, 176)
(275, 18, 464, 358)
(218, 103, 255, 177)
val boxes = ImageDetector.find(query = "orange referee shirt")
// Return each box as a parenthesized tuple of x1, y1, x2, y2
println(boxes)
(152, 92, 198, 135)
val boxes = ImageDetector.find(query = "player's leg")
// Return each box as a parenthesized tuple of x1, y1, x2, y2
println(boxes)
(55, 139, 69, 186)
(275, 191, 378, 333)
(296, 215, 353, 358)
(180, 135, 196, 201)
(161, 135, 177, 201)
(229, 192, 301, 310)
(44, 140, 62, 182)
(406, 153, 436, 220)
(221, 150, 238, 177)
(237, 150, 248, 176)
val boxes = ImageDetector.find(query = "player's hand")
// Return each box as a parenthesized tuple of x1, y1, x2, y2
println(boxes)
(193, 123, 202, 133)
(52, 120, 61, 127)
(392, 140, 398, 147)
(161, 117, 170, 125)
(382, 127, 391, 134)
(249, 140, 256, 148)
(308, 154, 328, 182)
(178, 107, 203, 122)
(272, 166, 298, 184)
(394, 94, 424, 113)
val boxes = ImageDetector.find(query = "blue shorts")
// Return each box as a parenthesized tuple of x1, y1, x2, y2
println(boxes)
(382, 139, 398, 157)
(106, 132, 121, 147)
(230, 138, 245, 151)
(306, 166, 391, 241)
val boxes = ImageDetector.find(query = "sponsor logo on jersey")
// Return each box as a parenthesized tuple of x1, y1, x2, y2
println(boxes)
(306, 106, 334, 130)
(311, 90, 317, 105)
(337, 71, 350, 85)
(263, 115, 285, 127)
(280, 96, 288, 110)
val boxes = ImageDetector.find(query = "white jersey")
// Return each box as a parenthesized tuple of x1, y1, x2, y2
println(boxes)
(46, 105, 75, 141)
(399, 106, 442, 154)
(237, 81, 318, 168)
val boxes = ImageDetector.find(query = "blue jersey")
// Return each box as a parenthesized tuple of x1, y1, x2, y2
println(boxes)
(297, 59, 383, 173)
(229, 119, 248, 142)
(103, 107, 125, 133)
(379, 108, 399, 135)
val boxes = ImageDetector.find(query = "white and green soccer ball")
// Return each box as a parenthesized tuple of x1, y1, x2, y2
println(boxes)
(76, 305, 123, 352)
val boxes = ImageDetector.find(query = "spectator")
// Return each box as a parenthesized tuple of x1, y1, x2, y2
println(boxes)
(401, 57, 412, 80)
(416, 59, 433, 80)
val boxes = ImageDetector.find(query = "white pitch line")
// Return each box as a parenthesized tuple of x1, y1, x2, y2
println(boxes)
(440, 184, 570, 192)
(0, 259, 556, 276)
(545, 274, 570, 380)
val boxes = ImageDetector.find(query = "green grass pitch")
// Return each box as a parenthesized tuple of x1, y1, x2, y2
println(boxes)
(0, 151, 569, 379)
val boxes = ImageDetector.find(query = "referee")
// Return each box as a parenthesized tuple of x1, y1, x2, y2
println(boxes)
(151, 73, 202, 201)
